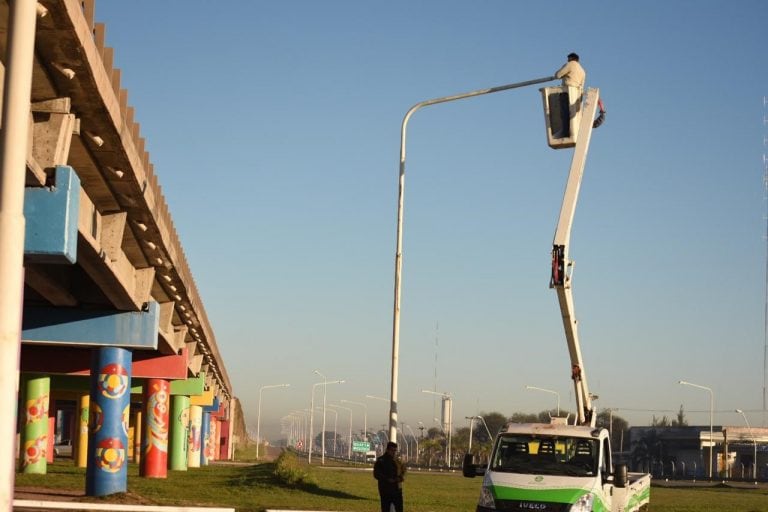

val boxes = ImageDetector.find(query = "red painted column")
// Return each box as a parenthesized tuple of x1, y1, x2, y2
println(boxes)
(139, 379, 169, 478)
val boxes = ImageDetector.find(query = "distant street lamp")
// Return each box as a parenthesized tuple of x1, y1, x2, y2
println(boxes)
(330, 403, 353, 459)
(735, 409, 758, 481)
(316, 406, 338, 457)
(256, 383, 290, 460)
(313, 370, 345, 465)
(525, 385, 560, 416)
(341, 399, 368, 442)
(679, 380, 714, 479)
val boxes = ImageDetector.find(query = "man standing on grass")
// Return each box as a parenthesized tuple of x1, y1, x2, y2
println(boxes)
(374, 441, 406, 512)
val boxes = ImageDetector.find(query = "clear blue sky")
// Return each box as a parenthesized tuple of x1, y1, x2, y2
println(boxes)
(96, 1, 768, 440)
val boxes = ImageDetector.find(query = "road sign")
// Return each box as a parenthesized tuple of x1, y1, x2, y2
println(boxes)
(352, 441, 371, 453)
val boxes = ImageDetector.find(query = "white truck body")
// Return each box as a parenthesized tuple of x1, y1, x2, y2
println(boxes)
(466, 423, 649, 512)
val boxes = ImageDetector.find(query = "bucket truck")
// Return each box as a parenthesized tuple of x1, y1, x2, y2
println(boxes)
(462, 87, 651, 512)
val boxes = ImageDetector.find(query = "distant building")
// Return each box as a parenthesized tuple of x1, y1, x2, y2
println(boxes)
(628, 425, 768, 480)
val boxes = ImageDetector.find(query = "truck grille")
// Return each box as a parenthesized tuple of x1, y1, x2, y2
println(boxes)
(494, 500, 570, 512)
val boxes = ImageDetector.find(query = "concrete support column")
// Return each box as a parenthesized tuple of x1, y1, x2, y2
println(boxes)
(132, 409, 142, 464)
(85, 347, 132, 497)
(169, 395, 189, 471)
(19, 375, 50, 474)
(187, 405, 202, 468)
(74, 394, 89, 468)
(200, 412, 210, 466)
(140, 379, 169, 478)
(208, 416, 218, 461)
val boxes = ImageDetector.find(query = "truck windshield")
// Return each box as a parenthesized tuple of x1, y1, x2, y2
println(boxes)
(490, 434, 598, 477)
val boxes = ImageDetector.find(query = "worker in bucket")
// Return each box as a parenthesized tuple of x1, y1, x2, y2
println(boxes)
(553, 53, 586, 138)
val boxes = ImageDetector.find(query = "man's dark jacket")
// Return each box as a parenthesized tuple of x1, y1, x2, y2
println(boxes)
(373, 453, 401, 495)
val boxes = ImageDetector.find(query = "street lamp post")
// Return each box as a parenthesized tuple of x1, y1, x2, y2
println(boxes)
(309, 374, 345, 464)
(316, 407, 338, 457)
(422, 390, 453, 467)
(313, 370, 345, 465)
(388, 75, 556, 444)
(330, 404, 353, 459)
(256, 383, 290, 460)
(735, 409, 758, 481)
(466, 416, 476, 451)
(525, 385, 561, 417)
(405, 424, 419, 464)
(679, 380, 714, 479)
(341, 399, 368, 442)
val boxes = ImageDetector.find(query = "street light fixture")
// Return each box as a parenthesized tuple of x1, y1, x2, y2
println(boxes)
(679, 380, 714, 479)
(735, 409, 757, 481)
(316, 406, 338, 458)
(256, 383, 290, 460)
(525, 385, 561, 417)
(387, 75, 557, 445)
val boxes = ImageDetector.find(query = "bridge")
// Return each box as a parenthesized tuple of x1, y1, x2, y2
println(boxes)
(0, 0, 241, 504)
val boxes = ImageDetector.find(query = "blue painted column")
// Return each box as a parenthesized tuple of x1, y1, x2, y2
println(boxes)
(200, 412, 211, 466)
(85, 347, 132, 497)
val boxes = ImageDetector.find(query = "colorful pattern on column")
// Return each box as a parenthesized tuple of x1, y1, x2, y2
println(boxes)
(85, 347, 132, 497)
(206, 416, 218, 462)
(21, 375, 50, 474)
(75, 394, 89, 467)
(140, 379, 169, 478)
(187, 405, 202, 468)
(169, 395, 189, 471)
(200, 411, 210, 466)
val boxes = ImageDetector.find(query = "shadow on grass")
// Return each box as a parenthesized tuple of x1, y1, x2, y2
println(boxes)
(232, 463, 367, 501)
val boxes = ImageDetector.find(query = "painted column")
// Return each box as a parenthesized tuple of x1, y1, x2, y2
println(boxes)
(46, 410, 55, 464)
(20, 375, 50, 474)
(208, 416, 218, 462)
(140, 379, 169, 478)
(169, 395, 189, 471)
(132, 409, 142, 464)
(187, 405, 202, 468)
(74, 394, 89, 468)
(200, 412, 211, 466)
(85, 347, 132, 497)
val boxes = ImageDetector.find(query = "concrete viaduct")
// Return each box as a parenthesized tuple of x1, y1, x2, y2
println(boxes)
(0, 0, 242, 504)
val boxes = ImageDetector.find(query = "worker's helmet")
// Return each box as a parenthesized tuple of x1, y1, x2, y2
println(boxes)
(567, 53, 579, 61)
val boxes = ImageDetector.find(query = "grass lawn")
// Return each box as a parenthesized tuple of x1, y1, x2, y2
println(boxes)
(14, 460, 768, 512)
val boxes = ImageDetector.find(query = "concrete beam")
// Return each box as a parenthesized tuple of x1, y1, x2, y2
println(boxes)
(22, 301, 159, 349)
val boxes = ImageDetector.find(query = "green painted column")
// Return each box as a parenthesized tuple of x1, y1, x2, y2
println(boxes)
(20, 375, 50, 474)
(74, 394, 89, 468)
(169, 395, 189, 471)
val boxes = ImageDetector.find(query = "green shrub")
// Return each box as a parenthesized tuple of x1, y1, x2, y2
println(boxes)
(273, 451, 317, 487)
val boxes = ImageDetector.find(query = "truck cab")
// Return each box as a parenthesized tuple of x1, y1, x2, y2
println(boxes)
(463, 422, 650, 512)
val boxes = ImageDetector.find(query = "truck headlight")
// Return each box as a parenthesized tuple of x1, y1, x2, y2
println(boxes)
(568, 493, 593, 512)
(478, 486, 495, 509)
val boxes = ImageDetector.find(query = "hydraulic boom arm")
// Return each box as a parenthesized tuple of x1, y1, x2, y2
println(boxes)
(550, 88, 600, 427)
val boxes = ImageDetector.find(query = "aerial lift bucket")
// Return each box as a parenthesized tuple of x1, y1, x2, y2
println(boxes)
(540, 85, 582, 149)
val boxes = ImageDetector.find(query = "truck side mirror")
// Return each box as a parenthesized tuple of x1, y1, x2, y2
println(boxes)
(463, 453, 485, 478)
(614, 464, 628, 488)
